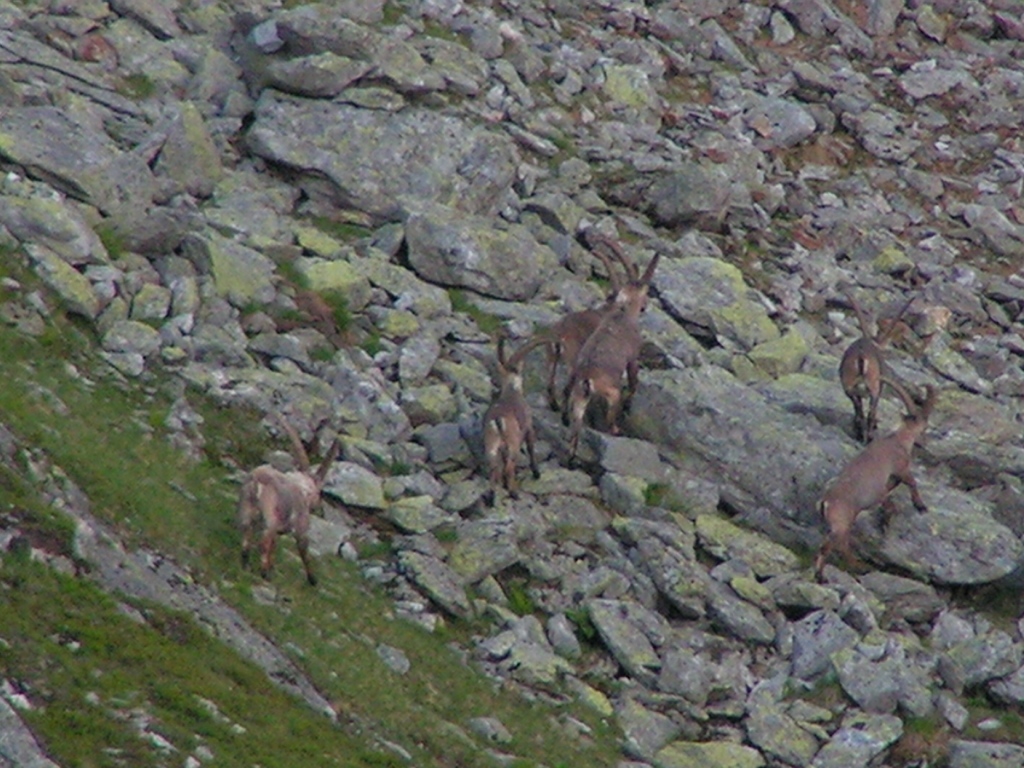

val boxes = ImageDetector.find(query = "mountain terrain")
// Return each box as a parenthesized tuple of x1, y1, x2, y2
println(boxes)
(2, 0, 1024, 766)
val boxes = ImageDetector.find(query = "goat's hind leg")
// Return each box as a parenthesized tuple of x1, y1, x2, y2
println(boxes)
(295, 534, 317, 586)
(848, 393, 867, 442)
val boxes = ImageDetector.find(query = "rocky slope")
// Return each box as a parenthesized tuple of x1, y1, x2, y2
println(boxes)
(2, 0, 1024, 766)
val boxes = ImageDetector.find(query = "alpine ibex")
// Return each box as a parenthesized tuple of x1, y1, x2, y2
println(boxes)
(238, 415, 342, 585)
(815, 380, 937, 580)
(482, 335, 541, 505)
(838, 290, 915, 443)
(561, 247, 660, 461)
(521, 232, 656, 412)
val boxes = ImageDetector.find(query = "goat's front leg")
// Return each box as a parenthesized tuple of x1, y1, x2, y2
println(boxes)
(898, 469, 928, 512)
(295, 534, 317, 586)
(525, 428, 541, 480)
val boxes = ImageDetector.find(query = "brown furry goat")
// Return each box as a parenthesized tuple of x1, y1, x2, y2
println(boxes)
(482, 336, 541, 506)
(238, 415, 341, 585)
(815, 380, 937, 580)
(561, 246, 659, 461)
(838, 290, 915, 443)
(521, 232, 653, 412)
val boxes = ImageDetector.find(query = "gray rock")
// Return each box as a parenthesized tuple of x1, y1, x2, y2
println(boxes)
(247, 93, 517, 222)
(616, 697, 680, 761)
(791, 610, 860, 680)
(938, 630, 1022, 694)
(376, 643, 411, 675)
(397, 550, 472, 618)
(466, 716, 512, 745)
(948, 740, 1024, 768)
(0, 106, 157, 215)
(102, 319, 162, 357)
(323, 461, 386, 509)
(745, 695, 820, 767)
(0, 187, 107, 266)
(25, 244, 101, 319)
(447, 519, 521, 583)
(265, 52, 373, 98)
(587, 599, 664, 686)
(810, 711, 902, 768)
(657, 648, 713, 705)
(0, 688, 61, 768)
(405, 205, 559, 301)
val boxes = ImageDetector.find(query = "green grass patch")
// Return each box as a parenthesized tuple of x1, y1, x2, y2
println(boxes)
(275, 258, 311, 291)
(0, 305, 623, 768)
(116, 72, 157, 100)
(309, 216, 371, 242)
(360, 329, 384, 357)
(94, 221, 128, 261)
(448, 289, 503, 337)
(320, 289, 353, 333)
(0, 556, 392, 767)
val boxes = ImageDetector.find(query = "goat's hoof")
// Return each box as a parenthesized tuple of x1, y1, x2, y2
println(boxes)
(532, 469, 541, 480)
(915, 503, 928, 513)
(307, 574, 318, 587)
(483, 490, 496, 508)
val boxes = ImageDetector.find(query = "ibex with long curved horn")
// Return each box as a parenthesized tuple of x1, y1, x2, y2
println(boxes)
(839, 289, 915, 443)
(238, 414, 342, 585)
(522, 232, 658, 412)
(561, 245, 660, 462)
(482, 335, 542, 506)
(815, 379, 937, 580)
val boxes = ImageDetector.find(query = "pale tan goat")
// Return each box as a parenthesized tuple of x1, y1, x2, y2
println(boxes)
(838, 290, 915, 443)
(482, 336, 541, 506)
(561, 247, 660, 461)
(521, 232, 653, 412)
(238, 415, 342, 585)
(815, 380, 937, 580)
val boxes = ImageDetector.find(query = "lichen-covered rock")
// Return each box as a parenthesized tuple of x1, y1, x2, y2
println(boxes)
(25, 244, 101, 319)
(696, 515, 802, 577)
(323, 461, 386, 509)
(654, 740, 765, 768)
(810, 711, 902, 768)
(405, 205, 559, 301)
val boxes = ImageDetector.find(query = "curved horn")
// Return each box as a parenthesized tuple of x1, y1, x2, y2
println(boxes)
(587, 232, 638, 282)
(590, 240, 624, 295)
(504, 335, 548, 370)
(877, 292, 916, 346)
(272, 413, 311, 473)
(881, 377, 918, 418)
(640, 252, 660, 286)
(314, 435, 343, 488)
(841, 287, 873, 339)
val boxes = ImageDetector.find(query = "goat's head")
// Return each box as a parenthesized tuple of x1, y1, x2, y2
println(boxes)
(584, 232, 659, 315)
(885, 379, 937, 442)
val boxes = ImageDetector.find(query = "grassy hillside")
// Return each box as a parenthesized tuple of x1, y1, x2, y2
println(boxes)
(0, 253, 621, 768)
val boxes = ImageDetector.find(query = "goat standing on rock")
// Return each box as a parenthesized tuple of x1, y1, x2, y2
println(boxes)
(562, 245, 659, 462)
(238, 414, 342, 586)
(815, 380, 938, 581)
(524, 232, 660, 412)
(482, 335, 541, 506)
(838, 289, 915, 443)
